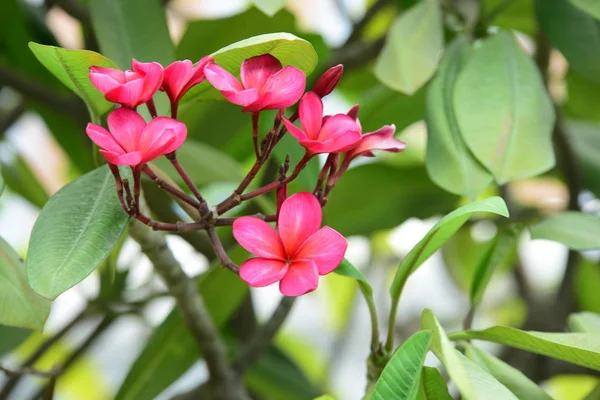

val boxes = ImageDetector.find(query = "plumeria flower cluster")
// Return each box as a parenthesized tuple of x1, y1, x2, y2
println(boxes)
(86, 53, 406, 296)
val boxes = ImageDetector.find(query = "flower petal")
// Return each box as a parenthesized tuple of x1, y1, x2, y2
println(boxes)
(178, 55, 214, 98)
(89, 67, 125, 93)
(85, 123, 123, 153)
(318, 114, 361, 142)
(204, 63, 244, 92)
(299, 92, 323, 140)
(278, 192, 321, 255)
(233, 217, 286, 260)
(258, 66, 306, 109)
(239, 258, 289, 287)
(282, 118, 308, 143)
(279, 260, 318, 296)
(99, 150, 142, 166)
(162, 60, 194, 102)
(348, 125, 406, 159)
(139, 117, 187, 159)
(139, 62, 164, 104)
(105, 80, 144, 108)
(295, 227, 347, 275)
(240, 54, 282, 90)
(223, 88, 260, 107)
(106, 108, 146, 152)
(320, 129, 362, 153)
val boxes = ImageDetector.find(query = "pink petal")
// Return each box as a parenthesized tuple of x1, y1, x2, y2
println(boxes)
(178, 56, 214, 97)
(139, 62, 164, 104)
(282, 118, 308, 142)
(278, 192, 321, 255)
(240, 54, 282, 90)
(347, 104, 360, 121)
(105, 80, 144, 108)
(295, 227, 347, 275)
(258, 66, 306, 109)
(239, 258, 289, 287)
(106, 108, 146, 152)
(279, 260, 318, 296)
(89, 67, 125, 93)
(85, 123, 123, 154)
(318, 114, 361, 142)
(139, 117, 187, 160)
(348, 125, 406, 159)
(233, 217, 286, 260)
(223, 88, 260, 107)
(162, 60, 194, 102)
(99, 150, 142, 166)
(299, 92, 323, 140)
(204, 63, 244, 92)
(320, 130, 362, 153)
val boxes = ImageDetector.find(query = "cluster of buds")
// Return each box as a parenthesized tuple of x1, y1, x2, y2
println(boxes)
(86, 54, 406, 296)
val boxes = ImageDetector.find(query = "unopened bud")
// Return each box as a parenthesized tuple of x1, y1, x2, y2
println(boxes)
(312, 64, 343, 98)
(276, 184, 288, 218)
(347, 104, 359, 121)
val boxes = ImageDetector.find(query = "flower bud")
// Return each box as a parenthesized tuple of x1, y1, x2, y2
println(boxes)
(312, 64, 343, 98)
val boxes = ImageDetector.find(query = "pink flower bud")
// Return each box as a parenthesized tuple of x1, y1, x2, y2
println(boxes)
(162, 56, 213, 104)
(312, 64, 343, 98)
(233, 193, 347, 296)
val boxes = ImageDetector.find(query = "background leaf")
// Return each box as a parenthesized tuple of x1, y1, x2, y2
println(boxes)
(374, 0, 443, 94)
(564, 121, 600, 198)
(0, 237, 50, 330)
(26, 166, 131, 299)
(570, 0, 600, 20)
(372, 330, 432, 400)
(530, 211, 600, 250)
(454, 31, 555, 183)
(417, 367, 452, 400)
(568, 312, 600, 333)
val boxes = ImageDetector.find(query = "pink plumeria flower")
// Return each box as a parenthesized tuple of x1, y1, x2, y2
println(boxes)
(282, 92, 362, 155)
(86, 108, 186, 167)
(204, 54, 306, 112)
(89, 60, 164, 108)
(346, 125, 407, 161)
(233, 192, 347, 296)
(162, 56, 213, 104)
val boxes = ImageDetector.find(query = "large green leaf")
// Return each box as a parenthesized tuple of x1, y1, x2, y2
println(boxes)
(417, 367, 452, 400)
(28, 43, 118, 119)
(88, 0, 174, 68)
(0, 238, 50, 330)
(569, 312, 600, 333)
(1, 154, 49, 208)
(372, 330, 432, 400)
(466, 345, 553, 400)
(449, 326, 600, 370)
(181, 32, 318, 105)
(470, 225, 520, 306)
(530, 211, 600, 250)
(324, 164, 458, 236)
(421, 309, 518, 399)
(571, 0, 600, 20)
(454, 31, 555, 184)
(116, 267, 248, 400)
(374, 0, 443, 94)
(536, 0, 600, 85)
(26, 166, 130, 299)
(426, 36, 493, 199)
(390, 197, 509, 301)
(151, 140, 244, 187)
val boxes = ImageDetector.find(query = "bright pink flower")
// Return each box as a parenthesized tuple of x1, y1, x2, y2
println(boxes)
(282, 92, 361, 155)
(86, 108, 186, 167)
(233, 192, 347, 296)
(162, 56, 213, 104)
(346, 125, 406, 160)
(204, 54, 306, 112)
(89, 60, 163, 108)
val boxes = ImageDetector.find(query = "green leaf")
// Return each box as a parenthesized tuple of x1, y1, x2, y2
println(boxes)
(465, 345, 553, 400)
(28, 43, 118, 119)
(0, 238, 50, 330)
(26, 165, 130, 299)
(449, 326, 600, 370)
(116, 267, 248, 400)
(334, 258, 373, 296)
(151, 140, 244, 186)
(421, 309, 518, 399)
(1, 154, 49, 208)
(536, 0, 600, 85)
(324, 164, 458, 237)
(0, 325, 30, 357)
(564, 121, 600, 198)
(576, 261, 600, 314)
(418, 367, 452, 400)
(454, 31, 555, 184)
(314, 397, 336, 400)
(251, 0, 287, 16)
(569, 312, 600, 333)
(372, 330, 432, 400)
(563, 72, 600, 121)
(570, 0, 600, 21)
(426, 36, 493, 199)
(181, 32, 318, 105)
(88, 0, 174, 68)
(375, 0, 443, 94)
(530, 211, 600, 250)
(390, 197, 509, 301)
(470, 225, 521, 306)
(484, 0, 536, 36)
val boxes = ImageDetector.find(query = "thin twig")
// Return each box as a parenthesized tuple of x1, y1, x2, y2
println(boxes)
(206, 226, 240, 273)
